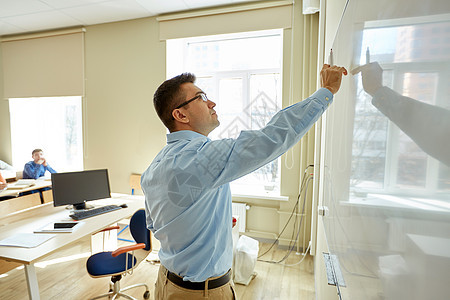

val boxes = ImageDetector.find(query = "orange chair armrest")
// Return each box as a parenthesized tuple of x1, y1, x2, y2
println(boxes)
(98, 226, 120, 233)
(111, 243, 146, 257)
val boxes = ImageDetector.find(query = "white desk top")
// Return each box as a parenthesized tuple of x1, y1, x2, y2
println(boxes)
(0, 179, 52, 198)
(0, 170, 16, 180)
(0, 194, 145, 264)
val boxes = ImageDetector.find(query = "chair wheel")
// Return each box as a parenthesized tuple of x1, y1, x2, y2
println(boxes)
(143, 290, 150, 299)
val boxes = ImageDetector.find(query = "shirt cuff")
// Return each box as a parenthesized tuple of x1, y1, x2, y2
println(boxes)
(311, 87, 334, 107)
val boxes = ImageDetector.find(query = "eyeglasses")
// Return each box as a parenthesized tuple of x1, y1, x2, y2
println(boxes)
(174, 93, 209, 109)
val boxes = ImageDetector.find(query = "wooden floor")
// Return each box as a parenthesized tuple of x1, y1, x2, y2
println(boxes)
(0, 230, 315, 300)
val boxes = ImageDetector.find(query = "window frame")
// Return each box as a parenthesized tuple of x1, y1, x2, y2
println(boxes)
(351, 17, 450, 198)
(166, 29, 284, 197)
(8, 96, 84, 173)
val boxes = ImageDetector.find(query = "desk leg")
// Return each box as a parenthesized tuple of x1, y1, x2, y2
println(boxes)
(24, 264, 40, 300)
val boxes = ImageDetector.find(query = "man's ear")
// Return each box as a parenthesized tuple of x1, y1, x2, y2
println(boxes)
(172, 109, 189, 124)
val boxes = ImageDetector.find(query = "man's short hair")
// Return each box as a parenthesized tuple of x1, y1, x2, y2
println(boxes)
(32, 149, 43, 155)
(153, 73, 196, 131)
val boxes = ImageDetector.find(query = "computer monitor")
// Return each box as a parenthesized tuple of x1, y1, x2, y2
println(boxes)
(51, 169, 111, 210)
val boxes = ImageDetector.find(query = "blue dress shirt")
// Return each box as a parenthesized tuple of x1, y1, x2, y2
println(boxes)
(23, 161, 57, 179)
(141, 88, 333, 282)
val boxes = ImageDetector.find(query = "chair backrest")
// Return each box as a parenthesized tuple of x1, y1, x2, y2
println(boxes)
(15, 171, 23, 180)
(129, 174, 141, 195)
(130, 209, 151, 251)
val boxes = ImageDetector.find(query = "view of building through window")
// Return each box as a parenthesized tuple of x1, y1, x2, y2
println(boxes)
(167, 29, 283, 196)
(9, 96, 83, 173)
(351, 23, 450, 194)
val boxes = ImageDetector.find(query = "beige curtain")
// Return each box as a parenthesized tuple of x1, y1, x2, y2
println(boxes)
(1, 28, 85, 98)
(157, 0, 293, 40)
(296, 12, 320, 252)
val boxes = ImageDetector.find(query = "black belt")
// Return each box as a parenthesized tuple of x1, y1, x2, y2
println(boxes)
(166, 269, 231, 290)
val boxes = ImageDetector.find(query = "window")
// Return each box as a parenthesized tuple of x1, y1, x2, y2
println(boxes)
(9, 96, 83, 173)
(167, 29, 283, 196)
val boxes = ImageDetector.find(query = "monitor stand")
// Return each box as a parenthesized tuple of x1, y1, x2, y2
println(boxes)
(72, 202, 94, 210)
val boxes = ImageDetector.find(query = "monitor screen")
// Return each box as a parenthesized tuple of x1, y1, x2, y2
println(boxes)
(51, 169, 111, 210)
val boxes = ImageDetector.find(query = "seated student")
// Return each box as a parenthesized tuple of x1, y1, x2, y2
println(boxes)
(0, 171, 17, 200)
(0, 172, 6, 191)
(23, 149, 57, 179)
(0, 160, 15, 184)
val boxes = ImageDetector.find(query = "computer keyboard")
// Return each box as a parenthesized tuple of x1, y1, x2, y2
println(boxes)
(69, 205, 122, 220)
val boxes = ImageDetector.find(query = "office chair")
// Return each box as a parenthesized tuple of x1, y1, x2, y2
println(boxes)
(86, 209, 151, 300)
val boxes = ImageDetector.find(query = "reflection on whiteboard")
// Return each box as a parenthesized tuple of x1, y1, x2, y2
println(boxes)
(320, 0, 450, 299)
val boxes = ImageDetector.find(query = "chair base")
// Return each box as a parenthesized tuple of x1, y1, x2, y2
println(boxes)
(90, 277, 150, 300)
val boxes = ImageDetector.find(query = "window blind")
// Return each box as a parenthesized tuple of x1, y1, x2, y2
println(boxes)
(157, 0, 293, 40)
(1, 28, 85, 98)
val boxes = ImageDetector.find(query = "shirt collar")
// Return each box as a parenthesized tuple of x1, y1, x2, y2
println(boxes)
(167, 130, 209, 144)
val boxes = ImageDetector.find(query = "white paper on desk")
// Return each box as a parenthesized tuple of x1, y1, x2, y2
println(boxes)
(0, 233, 55, 248)
(34, 221, 82, 233)
(6, 179, 36, 190)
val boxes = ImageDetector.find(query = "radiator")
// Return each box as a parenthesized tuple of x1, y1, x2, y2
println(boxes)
(232, 202, 247, 233)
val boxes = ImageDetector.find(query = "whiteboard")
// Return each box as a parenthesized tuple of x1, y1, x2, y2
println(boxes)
(320, 0, 450, 299)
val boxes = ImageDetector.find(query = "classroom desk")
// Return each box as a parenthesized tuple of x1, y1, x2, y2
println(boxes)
(0, 179, 52, 198)
(0, 194, 145, 300)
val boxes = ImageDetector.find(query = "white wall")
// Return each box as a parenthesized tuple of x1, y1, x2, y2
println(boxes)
(83, 17, 166, 193)
(0, 44, 12, 165)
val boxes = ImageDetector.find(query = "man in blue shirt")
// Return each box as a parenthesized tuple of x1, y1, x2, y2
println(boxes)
(142, 64, 347, 299)
(23, 149, 57, 179)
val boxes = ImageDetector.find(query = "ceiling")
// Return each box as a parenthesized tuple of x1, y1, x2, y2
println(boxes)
(0, 0, 263, 37)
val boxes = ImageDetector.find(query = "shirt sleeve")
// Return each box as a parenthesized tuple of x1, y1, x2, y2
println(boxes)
(0, 172, 6, 184)
(372, 86, 450, 167)
(23, 162, 41, 179)
(144, 202, 156, 233)
(190, 88, 333, 188)
(45, 164, 57, 174)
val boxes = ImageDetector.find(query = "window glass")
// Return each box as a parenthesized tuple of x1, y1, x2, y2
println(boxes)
(9, 96, 83, 173)
(167, 29, 283, 196)
(350, 23, 450, 195)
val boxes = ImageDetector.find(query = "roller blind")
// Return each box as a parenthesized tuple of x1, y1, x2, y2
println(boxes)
(1, 28, 85, 98)
(158, 0, 293, 40)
